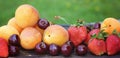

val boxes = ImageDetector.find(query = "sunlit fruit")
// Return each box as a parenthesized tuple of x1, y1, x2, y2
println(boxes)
(101, 18, 120, 34)
(43, 25, 69, 46)
(61, 43, 72, 56)
(37, 18, 50, 30)
(20, 27, 42, 50)
(76, 44, 87, 56)
(9, 34, 20, 46)
(35, 25, 44, 36)
(65, 41, 74, 51)
(7, 17, 22, 33)
(93, 22, 101, 29)
(35, 42, 48, 54)
(15, 4, 39, 28)
(49, 44, 60, 56)
(0, 25, 19, 42)
(9, 45, 19, 56)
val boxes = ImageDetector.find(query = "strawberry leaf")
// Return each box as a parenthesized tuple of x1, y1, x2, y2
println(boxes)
(91, 34, 97, 39)
(112, 29, 120, 37)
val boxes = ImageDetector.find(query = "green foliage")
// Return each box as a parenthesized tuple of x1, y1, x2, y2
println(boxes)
(0, 0, 120, 26)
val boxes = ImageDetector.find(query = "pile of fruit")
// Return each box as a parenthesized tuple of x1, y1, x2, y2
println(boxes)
(0, 4, 120, 57)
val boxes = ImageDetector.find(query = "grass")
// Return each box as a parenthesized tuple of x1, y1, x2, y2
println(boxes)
(0, 0, 120, 26)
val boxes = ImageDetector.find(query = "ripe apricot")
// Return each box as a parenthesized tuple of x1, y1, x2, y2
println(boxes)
(7, 17, 22, 33)
(101, 18, 120, 34)
(35, 25, 44, 36)
(15, 4, 39, 28)
(0, 25, 19, 42)
(20, 27, 42, 50)
(43, 25, 69, 46)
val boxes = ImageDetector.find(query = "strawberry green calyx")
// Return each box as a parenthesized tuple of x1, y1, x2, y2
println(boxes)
(76, 19, 85, 27)
(91, 30, 108, 40)
(112, 29, 120, 37)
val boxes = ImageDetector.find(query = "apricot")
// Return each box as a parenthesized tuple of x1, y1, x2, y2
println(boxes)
(35, 25, 44, 36)
(0, 25, 19, 42)
(43, 25, 69, 46)
(15, 4, 39, 28)
(7, 17, 22, 33)
(101, 18, 120, 34)
(20, 27, 42, 50)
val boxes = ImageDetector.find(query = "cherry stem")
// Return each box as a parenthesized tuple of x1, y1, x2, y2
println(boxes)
(54, 16, 69, 24)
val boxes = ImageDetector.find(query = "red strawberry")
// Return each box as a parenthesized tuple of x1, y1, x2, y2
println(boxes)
(68, 26, 87, 46)
(119, 39, 120, 51)
(85, 29, 100, 44)
(0, 38, 8, 57)
(106, 34, 119, 55)
(88, 38, 106, 56)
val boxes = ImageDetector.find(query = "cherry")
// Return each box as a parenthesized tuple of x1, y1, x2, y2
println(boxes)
(9, 34, 20, 46)
(37, 19, 50, 29)
(61, 43, 72, 56)
(49, 44, 60, 56)
(76, 44, 87, 56)
(35, 42, 48, 54)
(9, 45, 19, 56)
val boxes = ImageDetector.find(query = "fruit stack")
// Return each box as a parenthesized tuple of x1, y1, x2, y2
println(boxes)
(0, 4, 120, 58)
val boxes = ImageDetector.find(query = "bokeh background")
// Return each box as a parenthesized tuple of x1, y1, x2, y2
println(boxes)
(0, 0, 120, 26)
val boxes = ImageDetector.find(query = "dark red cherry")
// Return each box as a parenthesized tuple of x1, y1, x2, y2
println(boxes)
(37, 18, 50, 29)
(9, 45, 19, 56)
(9, 34, 20, 46)
(49, 44, 60, 56)
(93, 22, 101, 29)
(61, 43, 72, 56)
(76, 44, 87, 56)
(35, 42, 48, 54)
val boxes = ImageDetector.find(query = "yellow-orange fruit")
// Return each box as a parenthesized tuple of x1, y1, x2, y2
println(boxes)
(0, 25, 19, 42)
(20, 27, 42, 50)
(101, 18, 120, 34)
(35, 25, 44, 36)
(15, 4, 39, 28)
(43, 25, 69, 46)
(7, 17, 22, 33)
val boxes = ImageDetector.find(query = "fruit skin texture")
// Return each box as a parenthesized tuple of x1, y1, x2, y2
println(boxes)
(20, 27, 42, 50)
(35, 25, 44, 36)
(15, 4, 39, 28)
(106, 34, 119, 55)
(43, 25, 69, 46)
(68, 26, 87, 46)
(85, 29, 100, 44)
(9, 45, 19, 56)
(0, 25, 19, 42)
(76, 44, 87, 56)
(35, 42, 48, 54)
(49, 44, 60, 56)
(101, 18, 120, 34)
(7, 17, 22, 33)
(61, 43, 72, 56)
(9, 34, 20, 46)
(37, 19, 50, 30)
(0, 38, 8, 57)
(88, 39, 106, 56)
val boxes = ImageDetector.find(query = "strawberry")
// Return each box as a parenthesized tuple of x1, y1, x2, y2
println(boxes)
(88, 38, 106, 56)
(85, 29, 100, 44)
(68, 26, 87, 46)
(106, 34, 119, 55)
(88, 30, 107, 56)
(0, 38, 8, 57)
(55, 17, 88, 47)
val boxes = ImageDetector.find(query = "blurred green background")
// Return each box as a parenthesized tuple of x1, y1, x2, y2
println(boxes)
(0, 0, 120, 26)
